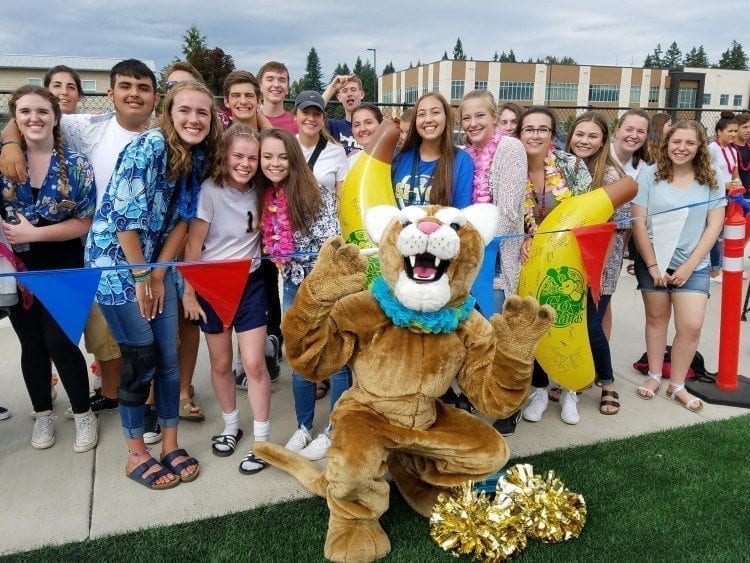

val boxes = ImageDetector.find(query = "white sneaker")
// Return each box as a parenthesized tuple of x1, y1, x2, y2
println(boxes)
(522, 387, 549, 422)
(31, 411, 56, 449)
(284, 426, 311, 452)
(299, 431, 331, 461)
(560, 390, 580, 425)
(73, 409, 99, 453)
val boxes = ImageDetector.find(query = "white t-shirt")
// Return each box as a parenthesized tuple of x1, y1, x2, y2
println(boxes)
(60, 112, 140, 207)
(297, 136, 348, 193)
(708, 141, 736, 188)
(195, 178, 261, 271)
(610, 144, 646, 179)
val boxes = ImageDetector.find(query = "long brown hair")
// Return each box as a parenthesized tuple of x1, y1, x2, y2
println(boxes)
(256, 128, 323, 233)
(400, 92, 456, 206)
(161, 80, 222, 181)
(655, 120, 718, 189)
(211, 123, 260, 186)
(8, 85, 70, 198)
(564, 111, 623, 187)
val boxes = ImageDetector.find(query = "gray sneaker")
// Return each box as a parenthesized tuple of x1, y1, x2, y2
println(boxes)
(31, 411, 56, 449)
(73, 409, 99, 453)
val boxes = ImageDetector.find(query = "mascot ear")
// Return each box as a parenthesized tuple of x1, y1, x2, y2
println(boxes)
(365, 205, 400, 245)
(462, 203, 499, 246)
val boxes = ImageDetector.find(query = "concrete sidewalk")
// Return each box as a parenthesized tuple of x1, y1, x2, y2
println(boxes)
(1, 270, 748, 555)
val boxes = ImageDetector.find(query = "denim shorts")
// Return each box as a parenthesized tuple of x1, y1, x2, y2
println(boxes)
(634, 255, 710, 296)
(197, 272, 267, 334)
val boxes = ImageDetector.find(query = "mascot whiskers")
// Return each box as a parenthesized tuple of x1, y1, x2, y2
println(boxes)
(255, 204, 554, 562)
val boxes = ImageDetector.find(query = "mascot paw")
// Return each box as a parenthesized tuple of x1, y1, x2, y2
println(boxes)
(324, 514, 391, 563)
(491, 296, 555, 358)
(307, 236, 368, 302)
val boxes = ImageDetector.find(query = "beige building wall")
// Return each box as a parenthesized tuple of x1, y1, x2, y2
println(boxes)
(0, 69, 111, 93)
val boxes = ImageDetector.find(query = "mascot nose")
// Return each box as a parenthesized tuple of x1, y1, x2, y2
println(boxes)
(417, 221, 441, 235)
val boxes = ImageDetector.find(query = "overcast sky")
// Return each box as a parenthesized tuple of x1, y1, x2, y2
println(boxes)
(1, 1, 747, 81)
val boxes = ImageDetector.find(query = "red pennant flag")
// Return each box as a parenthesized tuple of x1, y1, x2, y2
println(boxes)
(571, 222, 616, 305)
(177, 259, 252, 331)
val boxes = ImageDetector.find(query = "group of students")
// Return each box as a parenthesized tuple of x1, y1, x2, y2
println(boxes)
(0, 56, 744, 490)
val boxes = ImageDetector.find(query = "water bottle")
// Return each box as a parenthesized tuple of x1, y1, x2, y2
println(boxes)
(4, 205, 30, 252)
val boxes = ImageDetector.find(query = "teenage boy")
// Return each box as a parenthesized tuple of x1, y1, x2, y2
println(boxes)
(322, 74, 366, 154)
(222, 70, 273, 131)
(258, 61, 297, 133)
(0, 59, 162, 441)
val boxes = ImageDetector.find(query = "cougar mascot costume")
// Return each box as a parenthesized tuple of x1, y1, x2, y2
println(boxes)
(255, 203, 554, 562)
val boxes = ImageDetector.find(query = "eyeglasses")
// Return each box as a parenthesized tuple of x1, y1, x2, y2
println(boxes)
(520, 126, 553, 137)
(165, 80, 178, 91)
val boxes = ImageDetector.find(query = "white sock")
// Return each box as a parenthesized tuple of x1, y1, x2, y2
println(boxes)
(254, 419, 270, 443)
(222, 409, 240, 437)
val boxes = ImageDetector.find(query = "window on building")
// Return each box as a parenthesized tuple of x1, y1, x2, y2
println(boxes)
(734, 94, 743, 107)
(422, 83, 428, 95)
(498, 81, 534, 101)
(703, 93, 711, 106)
(26, 78, 42, 86)
(383, 90, 393, 103)
(588, 84, 620, 103)
(404, 85, 418, 104)
(451, 80, 465, 100)
(81, 80, 96, 93)
(629, 85, 641, 104)
(546, 83, 578, 102)
(474, 80, 488, 91)
(396, 90, 401, 104)
(648, 86, 660, 104)
(720, 94, 729, 106)
(432, 81, 439, 92)
(676, 87, 697, 109)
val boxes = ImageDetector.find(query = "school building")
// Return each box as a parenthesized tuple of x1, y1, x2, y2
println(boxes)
(379, 60, 750, 115)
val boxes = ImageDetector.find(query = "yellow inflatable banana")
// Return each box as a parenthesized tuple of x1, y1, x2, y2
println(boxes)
(517, 178, 636, 390)
(339, 120, 400, 286)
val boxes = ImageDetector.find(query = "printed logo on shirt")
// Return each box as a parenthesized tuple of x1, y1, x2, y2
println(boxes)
(394, 173, 432, 208)
(338, 132, 361, 153)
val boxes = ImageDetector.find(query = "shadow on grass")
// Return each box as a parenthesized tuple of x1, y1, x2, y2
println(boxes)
(6, 415, 750, 562)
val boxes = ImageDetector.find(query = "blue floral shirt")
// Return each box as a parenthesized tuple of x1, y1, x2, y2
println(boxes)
(86, 129, 203, 305)
(0, 147, 95, 225)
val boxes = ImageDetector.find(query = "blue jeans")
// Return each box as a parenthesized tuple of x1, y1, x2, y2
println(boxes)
(587, 291, 614, 386)
(99, 270, 179, 438)
(283, 278, 352, 431)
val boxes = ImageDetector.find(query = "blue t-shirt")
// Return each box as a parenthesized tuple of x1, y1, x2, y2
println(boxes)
(86, 129, 204, 305)
(328, 118, 360, 155)
(391, 146, 474, 209)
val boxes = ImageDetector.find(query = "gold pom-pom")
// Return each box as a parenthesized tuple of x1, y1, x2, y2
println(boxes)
(430, 482, 527, 561)
(498, 463, 587, 543)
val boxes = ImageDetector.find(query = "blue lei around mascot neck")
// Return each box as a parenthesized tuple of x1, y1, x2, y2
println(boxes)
(371, 276, 475, 334)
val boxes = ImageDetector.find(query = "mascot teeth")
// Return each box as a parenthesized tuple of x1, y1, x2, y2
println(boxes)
(405, 253, 449, 283)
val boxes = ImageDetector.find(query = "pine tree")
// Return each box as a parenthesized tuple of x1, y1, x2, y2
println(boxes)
(719, 40, 748, 70)
(181, 23, 207, 59)
(684, 45, 710, 68)
(299, 47, 324, 92)
(644, 43, 664, 68)
(492, 51, 499, 62)
(452, 37, 467, 60)
(353, 57, 376, 102)
(382, 61, 396, 74)
(331, 62, 351, 82)
(190, 47, 235, 95)
(441, 51, 449, 61)
(508, 49, 516, 62)
(663, 41, 682, 68)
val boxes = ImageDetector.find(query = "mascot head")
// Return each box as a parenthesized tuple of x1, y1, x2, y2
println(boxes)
(365, 204, 498, 312)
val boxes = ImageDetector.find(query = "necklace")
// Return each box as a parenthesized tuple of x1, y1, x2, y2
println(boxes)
(467, 128, 502, 203)
(261, 183, 294, 265)
(523, 149, 569, 234)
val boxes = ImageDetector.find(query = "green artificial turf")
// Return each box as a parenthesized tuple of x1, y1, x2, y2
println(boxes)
(7, 415, 750, 562)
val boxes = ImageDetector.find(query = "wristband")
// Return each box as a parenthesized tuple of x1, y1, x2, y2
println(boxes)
(647, 264, 657, 269)
(1, 140, 22, 149)
(132, 268, 152, 282)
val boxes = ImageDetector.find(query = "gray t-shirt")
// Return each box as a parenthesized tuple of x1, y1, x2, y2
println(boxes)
(634, 164, 725, 270)
(195, 178, 261, 272)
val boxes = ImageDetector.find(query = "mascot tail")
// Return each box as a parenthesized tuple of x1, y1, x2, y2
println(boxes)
(253, 442, 328, 497)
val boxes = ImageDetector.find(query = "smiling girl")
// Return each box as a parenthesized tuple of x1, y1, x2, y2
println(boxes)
(86, 80, 221, 490)
(350, 103, 383, 168)
(392, 92, 474, 209)
(43, 65, 83, 115)
(182, 124, 272, 473)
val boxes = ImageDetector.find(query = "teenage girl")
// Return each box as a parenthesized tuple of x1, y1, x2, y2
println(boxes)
(44, 65, 84, 115)
(735, 113, 750, 196)
(183, 124, 272, 474)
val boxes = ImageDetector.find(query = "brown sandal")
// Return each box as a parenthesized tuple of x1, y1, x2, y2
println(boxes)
(599, 390, 620, 415)
(315, 379, 330, 401)
(179, 397, 205, 421)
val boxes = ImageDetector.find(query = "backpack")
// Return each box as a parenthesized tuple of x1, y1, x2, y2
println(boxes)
(633, 345, 714, 380)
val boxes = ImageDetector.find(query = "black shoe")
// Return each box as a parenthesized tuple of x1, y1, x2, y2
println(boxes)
(493, 411, 522, 437)
(266, 334, 281, 383)
(143, 405, 162, 444)
(0, 406, 10, 420)
(89, 389, 118, 414)
(454, 393, 476, 413)
(439, 387, 460, 406)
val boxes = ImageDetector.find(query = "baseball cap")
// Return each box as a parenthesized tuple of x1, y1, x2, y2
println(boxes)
(295, 90, 326, 112)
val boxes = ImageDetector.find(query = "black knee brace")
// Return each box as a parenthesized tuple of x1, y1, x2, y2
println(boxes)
(118, 343, 159, 406)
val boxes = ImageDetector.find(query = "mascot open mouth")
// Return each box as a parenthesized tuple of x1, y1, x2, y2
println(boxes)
(404, 253, 450, 283)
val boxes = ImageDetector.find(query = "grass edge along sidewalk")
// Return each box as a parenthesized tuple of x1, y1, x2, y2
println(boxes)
(7, 415, 750, 562)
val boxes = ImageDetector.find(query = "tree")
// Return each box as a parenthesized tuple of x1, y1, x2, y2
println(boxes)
(663, 41, 682, 68)
(189, 47, 235, 94)
(684, 45, 710, 68)
(181, 23, 207, 60)
(382, 61, 396, 74)
(353, 56, 377, 102)
(644, 43, 664, 68)
(299, 47, 324, 92)
(452, 37, 467, 60)
(498, 49, 517, 63)
(719, 40, 748, 70)
(331, 62, 351, 82)
(441, 51, 449, 61)
(492, 51, 499, 62)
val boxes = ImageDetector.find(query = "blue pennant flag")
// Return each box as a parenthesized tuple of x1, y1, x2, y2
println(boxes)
(20, 269, 101, 344)
(471, 236, 501, 319)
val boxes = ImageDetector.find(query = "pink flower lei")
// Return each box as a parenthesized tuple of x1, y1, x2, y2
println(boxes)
(261, 184, 294, 265)
(467, 128, 503, 203)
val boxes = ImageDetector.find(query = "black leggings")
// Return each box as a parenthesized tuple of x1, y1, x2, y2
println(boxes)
(261, 259, 283, 346)
(9, 298, 90, 414)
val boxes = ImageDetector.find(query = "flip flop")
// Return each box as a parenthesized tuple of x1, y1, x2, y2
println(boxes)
(211, 429, 244, 457)
(179, 397, 205, 422)
(239, 450, 268, 475)
(126, 458, 180, 490)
